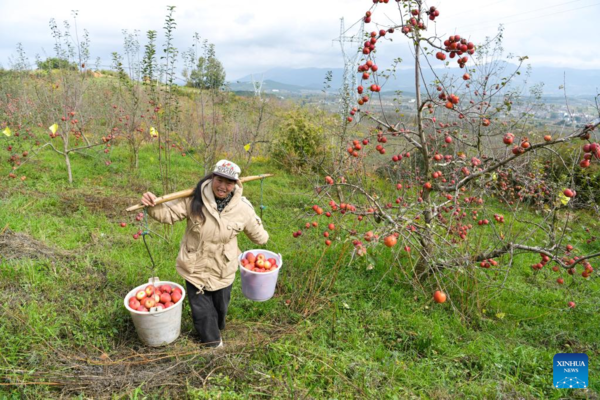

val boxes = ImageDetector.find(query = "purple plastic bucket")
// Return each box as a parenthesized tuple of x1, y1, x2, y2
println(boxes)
(238, 249, 283, 301)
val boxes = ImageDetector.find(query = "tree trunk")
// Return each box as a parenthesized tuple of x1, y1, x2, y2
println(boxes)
(413, 36, 434, 278)
(65, 152, 73, 184)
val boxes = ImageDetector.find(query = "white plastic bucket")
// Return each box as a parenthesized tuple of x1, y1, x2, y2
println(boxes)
(123, 277, 186, 347)
(238, 249, 283, 302)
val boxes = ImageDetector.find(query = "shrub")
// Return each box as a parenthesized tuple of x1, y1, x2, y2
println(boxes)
(271, 108, 331, 171)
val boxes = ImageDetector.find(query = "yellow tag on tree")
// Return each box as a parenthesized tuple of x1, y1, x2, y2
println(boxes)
(49, 124, 58, 134)
(244, 143, 251, 152)
(150, 127, 159, 138)
(2, 127, 11, 137)
(558, 191, 571, 205)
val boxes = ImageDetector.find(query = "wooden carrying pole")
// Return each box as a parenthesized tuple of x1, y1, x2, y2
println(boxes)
(126, 174, 274, 213)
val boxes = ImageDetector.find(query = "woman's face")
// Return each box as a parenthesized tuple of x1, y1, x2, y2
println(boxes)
(212, 175, 236, 199)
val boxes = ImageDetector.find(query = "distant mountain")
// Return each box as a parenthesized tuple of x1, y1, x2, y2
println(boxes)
(517, 67, 600, 97)
(233, 68, 344, 91)
(231, 65, 600, 97)
(228, 79, 314, 94)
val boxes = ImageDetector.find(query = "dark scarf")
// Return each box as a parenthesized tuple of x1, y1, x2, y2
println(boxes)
(215, 190, 234, 212)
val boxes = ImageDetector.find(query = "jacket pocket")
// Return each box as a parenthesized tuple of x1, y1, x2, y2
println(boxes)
(227, 222, 244, 240)
(177, 247, 198, 275)
(184, 222, 202, 252)
(221, 245, 239, 278)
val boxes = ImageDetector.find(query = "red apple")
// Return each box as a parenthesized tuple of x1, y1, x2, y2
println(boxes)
(160, 284, 172, 294)
(160, 293, 171, 303)
(143, 298, 156, 308)
(145, 285, 156, 296)
(383, 235, 397, 247)
(433, 290, 447, 303)
(135, 290, 147, 301)
(129, 298, 141, 309)
(171, 291, 182, 303)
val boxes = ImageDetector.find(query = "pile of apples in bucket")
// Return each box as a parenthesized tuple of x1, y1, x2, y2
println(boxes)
(240, 252, 279, 273)
(128, 284, 183, 312)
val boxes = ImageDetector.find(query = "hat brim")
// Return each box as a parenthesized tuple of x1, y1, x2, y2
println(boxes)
(213, 172, 239, 182)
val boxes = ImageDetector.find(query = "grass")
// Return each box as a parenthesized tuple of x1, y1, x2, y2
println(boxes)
(1, 143, 599, 399)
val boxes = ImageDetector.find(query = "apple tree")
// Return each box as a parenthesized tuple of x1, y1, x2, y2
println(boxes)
(293, 0, 600, 313)
(2, 14, 116, 183)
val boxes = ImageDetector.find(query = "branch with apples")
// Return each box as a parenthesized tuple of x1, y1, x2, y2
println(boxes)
(293, 0, 600, 313)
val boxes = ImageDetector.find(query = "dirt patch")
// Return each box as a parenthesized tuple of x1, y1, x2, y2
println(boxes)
(1, 321, 295, 398)
(0, 228, 73, 262)
(57, 192, 135, 219)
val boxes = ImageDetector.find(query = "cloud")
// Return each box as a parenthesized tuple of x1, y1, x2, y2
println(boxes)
(0, 0, 598, 78)
(234, 13, 255, 25)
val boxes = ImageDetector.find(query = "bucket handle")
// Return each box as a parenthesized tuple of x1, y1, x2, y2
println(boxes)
(148, 277, 161, 286)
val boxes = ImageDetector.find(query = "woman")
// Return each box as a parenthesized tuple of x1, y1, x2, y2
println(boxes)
(141, 160, 269, 347)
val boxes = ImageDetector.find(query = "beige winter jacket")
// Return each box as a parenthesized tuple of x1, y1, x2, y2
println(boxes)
(147, 179, 268, 292)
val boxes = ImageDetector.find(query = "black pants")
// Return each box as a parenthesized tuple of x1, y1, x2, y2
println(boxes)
(185, 281, 232, 347)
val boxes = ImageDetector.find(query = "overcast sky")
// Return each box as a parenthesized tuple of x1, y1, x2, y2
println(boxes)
(1, 0, 598, 81)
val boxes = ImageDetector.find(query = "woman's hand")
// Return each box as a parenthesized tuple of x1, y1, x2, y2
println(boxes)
(141, 192, 157, 207)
